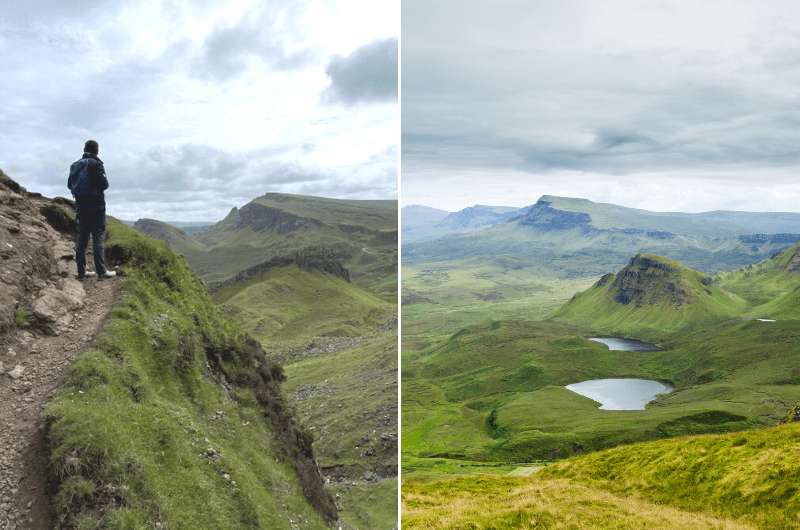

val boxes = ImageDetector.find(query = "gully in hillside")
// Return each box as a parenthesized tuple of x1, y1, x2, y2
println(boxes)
(67, 139, 117, 280)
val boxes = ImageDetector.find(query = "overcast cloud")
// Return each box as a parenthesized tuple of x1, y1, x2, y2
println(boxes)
(402, 0, 800, 213)
(0, 0, 397, 221)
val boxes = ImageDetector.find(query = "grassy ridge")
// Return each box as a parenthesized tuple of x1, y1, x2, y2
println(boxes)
(44, 219, 334, 529)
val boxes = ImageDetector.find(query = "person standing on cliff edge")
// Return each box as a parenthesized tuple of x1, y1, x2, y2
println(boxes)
(67, 139, 116, 280)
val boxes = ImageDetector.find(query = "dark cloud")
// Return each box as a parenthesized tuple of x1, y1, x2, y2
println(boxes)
(192, 4, 315, 81)
(322, 38, 398, 105)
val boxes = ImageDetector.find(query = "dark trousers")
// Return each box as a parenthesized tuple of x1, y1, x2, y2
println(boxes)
(75, 213, 107, 278)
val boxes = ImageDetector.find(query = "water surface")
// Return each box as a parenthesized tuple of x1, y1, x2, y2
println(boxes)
(589, 337, 661, 351)
(566, 378, 673, 410)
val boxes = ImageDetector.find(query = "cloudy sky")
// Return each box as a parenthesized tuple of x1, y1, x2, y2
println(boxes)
(0, 0, 397, 221)
(403, 0, 800, 213)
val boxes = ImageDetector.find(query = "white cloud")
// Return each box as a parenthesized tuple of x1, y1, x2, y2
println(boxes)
(0, 0, 398, 221)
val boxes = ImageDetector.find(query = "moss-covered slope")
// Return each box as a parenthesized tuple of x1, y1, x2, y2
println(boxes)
(44, 219, 336, 529)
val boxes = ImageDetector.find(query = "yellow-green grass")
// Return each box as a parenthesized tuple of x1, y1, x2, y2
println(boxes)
(542, 421, 800, 528)
(45, 219, 330, 529)
(402, 475, 752, 529)
(215, 265, 394, 349)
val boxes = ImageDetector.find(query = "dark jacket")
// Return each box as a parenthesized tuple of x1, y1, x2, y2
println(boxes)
(68, 153, 109, 227)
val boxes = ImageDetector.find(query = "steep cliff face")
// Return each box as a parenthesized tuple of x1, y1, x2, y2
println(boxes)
(518, 199, 592, 231)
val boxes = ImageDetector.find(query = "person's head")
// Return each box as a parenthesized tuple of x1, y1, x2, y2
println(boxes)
(84, 139, 99, 155)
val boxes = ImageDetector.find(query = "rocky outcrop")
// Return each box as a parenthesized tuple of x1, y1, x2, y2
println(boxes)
(786, 246, 800, 273)
(609, 254, 691, 307)
(214, 247, 351, 292)
(518, 199, 592, 231)
(738, 233, 800, 245)
(0, 171, 88, 336)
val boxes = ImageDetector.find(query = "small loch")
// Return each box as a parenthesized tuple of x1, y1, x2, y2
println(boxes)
(565, 378, 673, 410)
(589, 337, 661, 351)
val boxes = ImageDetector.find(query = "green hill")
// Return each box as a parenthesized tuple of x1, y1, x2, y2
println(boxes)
(215, 261, 393, 349)
(133, 218, 206, 254)
(140, 192, 397, 300)
(45, 219, 336, 529)
(554, 253, 746, 339)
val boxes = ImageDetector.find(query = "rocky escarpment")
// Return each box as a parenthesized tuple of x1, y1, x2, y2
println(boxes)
(215, 247, 351, 292)
(233, 202, 323, 234)
(517, 198, 592, 231)
(609, 254, 693, 307)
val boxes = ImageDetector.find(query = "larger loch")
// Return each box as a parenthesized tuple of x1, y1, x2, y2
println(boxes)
(566, 378, 674, 410)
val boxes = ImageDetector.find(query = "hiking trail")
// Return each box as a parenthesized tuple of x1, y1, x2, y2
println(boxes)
(0, 171, 120, 529)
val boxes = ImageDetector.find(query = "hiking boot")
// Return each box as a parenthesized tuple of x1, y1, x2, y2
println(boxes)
(98, 270, 117, 280)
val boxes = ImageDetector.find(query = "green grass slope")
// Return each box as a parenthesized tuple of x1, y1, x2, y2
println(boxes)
(554, 253, 746, 339)
(215, 265, 393, 349)
(542, 421, 800, 528)
(217, 263, 398, 529)
(719, 242, 800, 318)
(44, 219, 336, 529)
(283, 333, 398, 530)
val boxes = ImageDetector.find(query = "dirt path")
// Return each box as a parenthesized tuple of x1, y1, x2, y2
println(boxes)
(0, 278, 118, 530)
